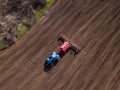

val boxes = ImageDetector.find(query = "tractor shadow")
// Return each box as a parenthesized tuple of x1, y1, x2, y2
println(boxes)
(44, 65, 52, 72)
(43, 60, 59, 72)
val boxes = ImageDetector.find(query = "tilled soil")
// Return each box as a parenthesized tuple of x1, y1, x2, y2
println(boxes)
(0, 0, 120, 90)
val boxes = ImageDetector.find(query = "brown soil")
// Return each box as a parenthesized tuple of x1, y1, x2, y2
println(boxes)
(0, 0, 120, 90)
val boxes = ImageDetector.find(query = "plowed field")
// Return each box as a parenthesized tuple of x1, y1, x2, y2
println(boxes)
(0, 0, 120, 90)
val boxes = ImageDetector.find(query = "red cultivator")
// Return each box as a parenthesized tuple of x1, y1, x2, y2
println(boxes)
(58, 33, 81, 54)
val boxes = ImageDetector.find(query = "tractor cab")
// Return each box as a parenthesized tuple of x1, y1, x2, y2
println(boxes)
(44, 52, 60, 68)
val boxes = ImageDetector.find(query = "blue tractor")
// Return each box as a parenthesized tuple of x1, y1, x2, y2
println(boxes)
(44, 52, 60, 68)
